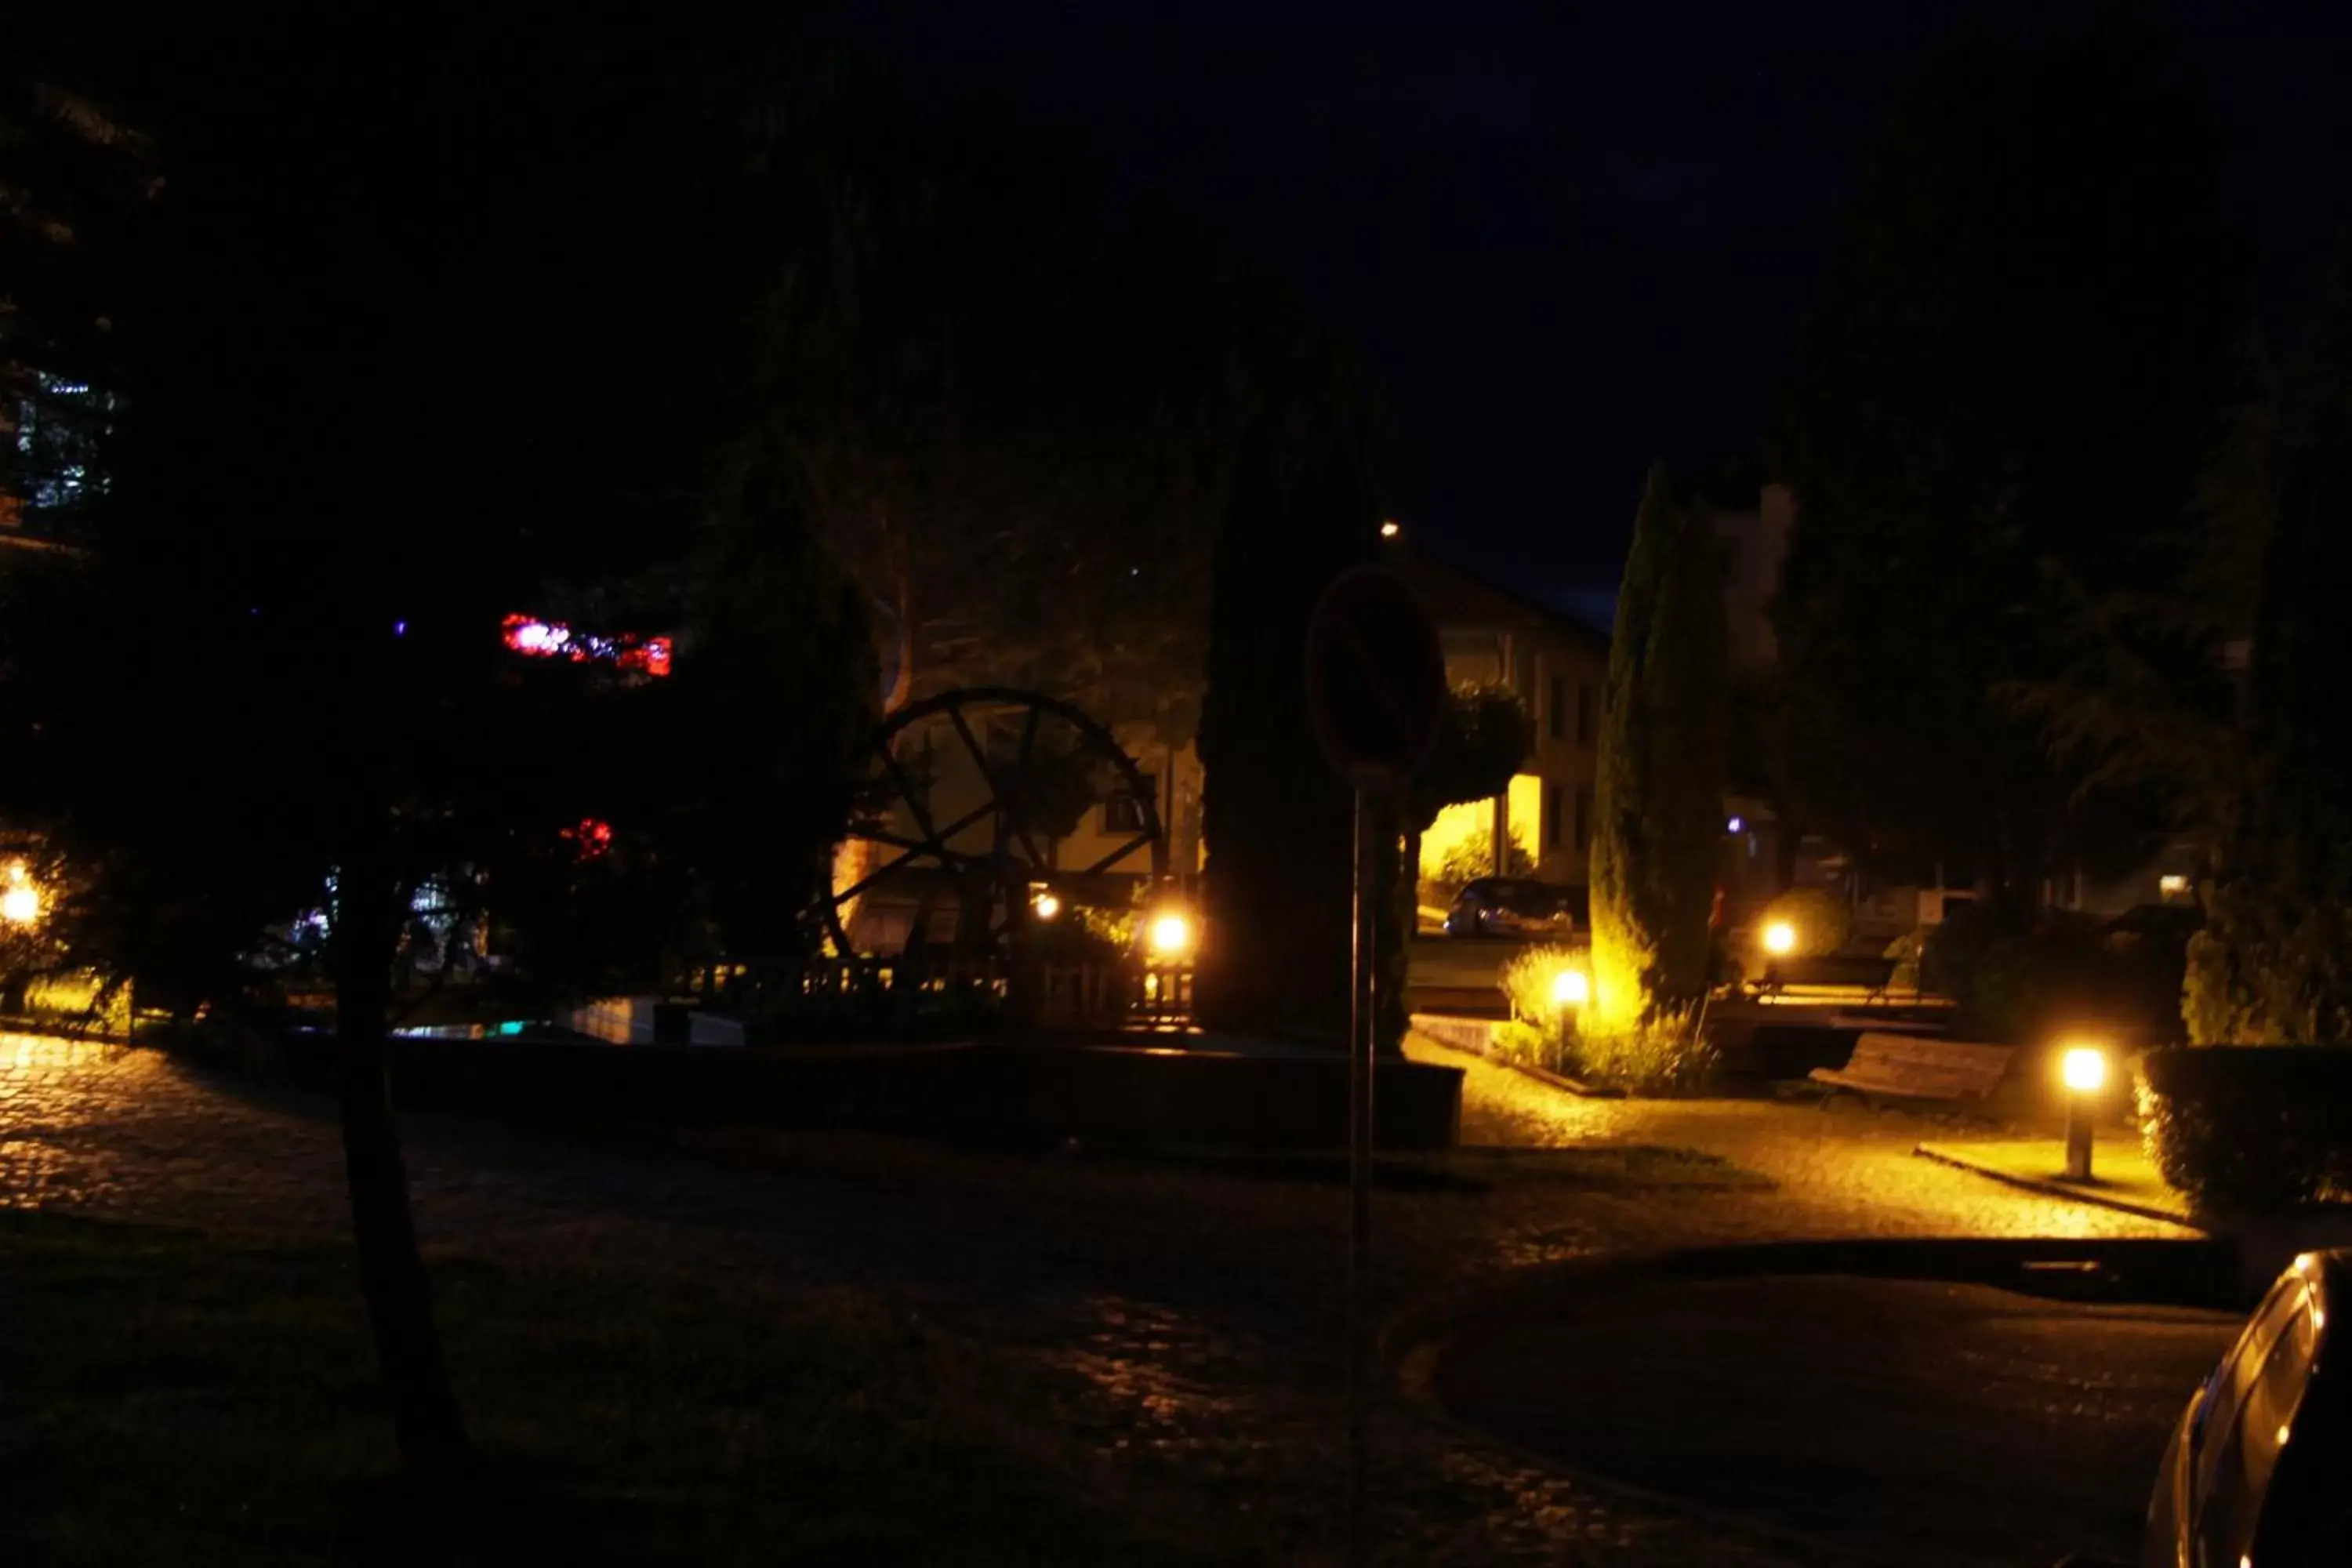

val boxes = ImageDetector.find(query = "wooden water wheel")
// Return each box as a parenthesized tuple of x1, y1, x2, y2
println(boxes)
(822, 687, 1167, 967)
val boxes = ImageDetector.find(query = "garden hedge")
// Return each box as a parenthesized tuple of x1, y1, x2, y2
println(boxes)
(2137, 1047, 2352, 1211)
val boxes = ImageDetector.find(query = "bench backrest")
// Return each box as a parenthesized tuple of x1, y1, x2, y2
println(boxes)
(1846, 1033, 2013, 1094)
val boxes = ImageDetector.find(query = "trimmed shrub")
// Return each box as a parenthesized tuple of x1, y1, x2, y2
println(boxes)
(2137, 1047, 2352, 1211)
(1572, 1007, 1716, 1095)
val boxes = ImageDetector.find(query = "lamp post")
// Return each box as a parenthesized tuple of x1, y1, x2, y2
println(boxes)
(2, 861, 42, 927)
(2060, 1044, 2107, 1181)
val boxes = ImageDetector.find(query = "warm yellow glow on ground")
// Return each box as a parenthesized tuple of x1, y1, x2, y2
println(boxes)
(1762, 920, 1796, 956)
(1148, 912, 1193, 957)
(2060, 1046, 2107, 1092)
(1552, 967, 1589, 1007)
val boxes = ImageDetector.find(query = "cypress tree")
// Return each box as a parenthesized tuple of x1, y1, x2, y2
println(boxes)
(1196, 422, 1383, 1044)
(1590, 466, 1730, 1021)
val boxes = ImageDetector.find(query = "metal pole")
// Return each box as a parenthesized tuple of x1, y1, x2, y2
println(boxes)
(1347, 782, 1376, 1568)
(2065, 1092, 2093, 1181)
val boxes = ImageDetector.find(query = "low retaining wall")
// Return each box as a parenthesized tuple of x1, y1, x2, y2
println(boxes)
(379, 1038, 1464, 1152)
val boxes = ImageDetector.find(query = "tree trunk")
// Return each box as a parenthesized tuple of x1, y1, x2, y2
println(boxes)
(335, 829, 469, 1484)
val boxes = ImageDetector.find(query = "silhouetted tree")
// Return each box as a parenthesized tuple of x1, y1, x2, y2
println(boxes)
(1772, 10, 2241, 903)
(754, 98, 1227, 741)
(1196, 382, 1388, 1046)
(0, 53, 870, 1482)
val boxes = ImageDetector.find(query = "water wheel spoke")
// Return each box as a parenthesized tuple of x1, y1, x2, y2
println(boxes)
(946, 702, 1051, 872)
(1079, 829, 1160, 877)
(876, 742, 946, 848)
(848, 827, 935, 855)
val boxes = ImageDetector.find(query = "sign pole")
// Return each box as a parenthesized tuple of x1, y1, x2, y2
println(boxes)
(1302, 563, 1445, 1568)
(1346, 781, 1377, 1568)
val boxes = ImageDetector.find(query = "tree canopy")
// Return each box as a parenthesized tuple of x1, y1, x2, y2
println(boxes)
(1771, 10, 2242, 901)
(754, 96, 1236, 739)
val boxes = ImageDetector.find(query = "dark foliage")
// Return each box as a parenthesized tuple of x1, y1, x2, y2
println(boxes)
(2138, 1046, 2352, 1211)
(0, 47, 876, 1480)
(1196, 402, 1385, 1047)
(2177, 282, 2352, 1044)
(1772, 10, 2241, 898)
(1922, 903, 2186, 1047)
(753, 93, 1230, 742)
(1590, 466, 1729, 1016)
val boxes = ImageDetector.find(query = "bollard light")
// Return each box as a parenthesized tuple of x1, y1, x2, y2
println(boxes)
(1032, 891, 1062, 920)
(1762, 920, 1796, 956)
(2059, 1041, 2108, 1181)
(1552, 967, 1590, 1009)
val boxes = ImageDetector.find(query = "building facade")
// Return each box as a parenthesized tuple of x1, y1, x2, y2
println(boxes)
(1392, 552, 1610, 892)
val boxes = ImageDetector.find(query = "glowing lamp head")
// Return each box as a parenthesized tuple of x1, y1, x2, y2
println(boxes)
(1726, 815, 1744, 834)
(1551, 967, 1590, 1008)
(1148, 912, 1194, 958)
(2, 884, 41, 927)
(2060, 1045, 2107, 1093)
(1032, 891, 1062, 921)
(1378, 519, 1401, 540)
(1762, 920, 1797, 956)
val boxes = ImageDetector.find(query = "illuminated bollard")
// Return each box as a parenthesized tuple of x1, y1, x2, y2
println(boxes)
(2060, 1044, 2107, 1181)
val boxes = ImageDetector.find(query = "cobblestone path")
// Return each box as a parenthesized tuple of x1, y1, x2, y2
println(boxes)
(2, 1031, 2189, 1565)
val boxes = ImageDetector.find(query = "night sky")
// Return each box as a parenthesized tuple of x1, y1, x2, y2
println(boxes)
(854, 1, 2352, 612)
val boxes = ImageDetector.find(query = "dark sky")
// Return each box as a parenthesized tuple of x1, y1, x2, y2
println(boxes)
(850, 1, 2352, 611)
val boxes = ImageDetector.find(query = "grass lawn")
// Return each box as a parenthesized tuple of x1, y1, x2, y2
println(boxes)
(0, 1209, 1214, 1568)
(1915, 1133, 2192, 1221)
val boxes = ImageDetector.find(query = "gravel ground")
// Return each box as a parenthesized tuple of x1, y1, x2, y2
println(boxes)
(1, 1030, 2195, 1566)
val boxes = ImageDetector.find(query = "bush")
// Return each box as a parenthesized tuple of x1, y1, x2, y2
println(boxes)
(1922, 903, 2183, 1046)
(1570, 1007, 1716, 1095)
(1487, 1018, 1556, 1072)
(1494, 944, 1714, 1092)
(2137, 1046, 2352, 1211)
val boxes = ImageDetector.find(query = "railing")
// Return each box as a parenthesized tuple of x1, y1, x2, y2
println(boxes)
(766, 956, 1195, 1026)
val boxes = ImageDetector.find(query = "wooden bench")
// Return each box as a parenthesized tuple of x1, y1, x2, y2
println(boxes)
(1809, 1033, 2012, 1106)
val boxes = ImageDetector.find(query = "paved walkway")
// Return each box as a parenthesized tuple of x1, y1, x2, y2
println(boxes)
(2, 1030, 2188, 1566)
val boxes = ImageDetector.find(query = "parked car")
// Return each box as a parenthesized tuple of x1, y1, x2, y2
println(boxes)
(2064, 1250, 2352, 1567)
(1443, 878, 1581, 939)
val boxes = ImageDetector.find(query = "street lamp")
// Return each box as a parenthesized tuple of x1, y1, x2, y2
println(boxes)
(1148, 910, 1194, 960)
(1032, 891, 1062, 920)
(1762, 920, 1796, 957)
(2060, 1043, 2108, 1181)
(2, 862, 40, 927)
